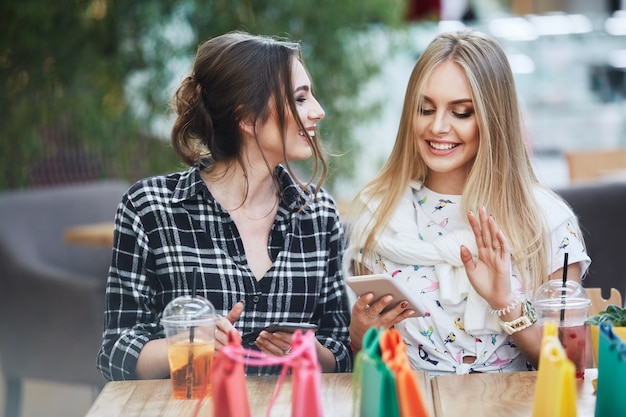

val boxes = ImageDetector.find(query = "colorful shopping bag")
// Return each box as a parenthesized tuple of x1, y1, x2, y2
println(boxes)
(209, 331, 250, 417)
(353, 327, 399, 417)
(379, 327, 429, 417)
(208, 329, 322, 417)
(595, 322, 626, 417)
(531, 321, 577, 417)
(285, 331, 323, 417)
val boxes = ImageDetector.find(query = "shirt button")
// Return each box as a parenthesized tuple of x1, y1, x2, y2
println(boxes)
(252, 295, 260, 303)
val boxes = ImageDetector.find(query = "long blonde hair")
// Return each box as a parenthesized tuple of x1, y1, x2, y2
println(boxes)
(349, 30, 552, 293)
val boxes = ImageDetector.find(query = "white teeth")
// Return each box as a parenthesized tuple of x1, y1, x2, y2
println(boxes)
(429, 141, 456, 150)
(299, 130, 316, 137)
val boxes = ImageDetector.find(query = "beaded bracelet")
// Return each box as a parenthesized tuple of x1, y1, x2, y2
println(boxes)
(488, 296, 521, 317)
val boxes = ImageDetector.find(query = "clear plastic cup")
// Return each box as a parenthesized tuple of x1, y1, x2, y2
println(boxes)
(534, 279, 590, 379)
(161, 296, 217, 399)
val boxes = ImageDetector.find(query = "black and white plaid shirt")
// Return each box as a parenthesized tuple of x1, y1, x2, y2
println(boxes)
(97, 165, 352, 380)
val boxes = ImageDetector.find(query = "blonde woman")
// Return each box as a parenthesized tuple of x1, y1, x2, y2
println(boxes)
(346, 30, 590, 374)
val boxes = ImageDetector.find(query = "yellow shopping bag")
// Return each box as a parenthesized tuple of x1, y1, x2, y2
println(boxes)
(532, 321, 577, 417)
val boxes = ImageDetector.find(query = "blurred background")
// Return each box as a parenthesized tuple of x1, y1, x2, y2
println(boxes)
(1, 0, 626, 416)
(2, 0, 626, 197)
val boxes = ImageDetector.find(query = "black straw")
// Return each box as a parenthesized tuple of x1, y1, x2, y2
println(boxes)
(186, 267, 198, 399)
(190, 267, 198, 343)
(560, 253, 569, 322)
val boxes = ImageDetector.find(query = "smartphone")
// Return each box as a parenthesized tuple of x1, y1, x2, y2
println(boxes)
(346, 273, 420, 314)
(240, 322, 318, 347)
(263, 322, 318, 333)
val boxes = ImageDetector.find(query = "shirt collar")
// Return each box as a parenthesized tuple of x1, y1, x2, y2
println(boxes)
(170, 165, 206, 204)
(169, 164, 305, 208)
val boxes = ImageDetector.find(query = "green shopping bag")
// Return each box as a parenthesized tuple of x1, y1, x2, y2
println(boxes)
(352, 327, 399, 417)
(595, 322, 626, 417)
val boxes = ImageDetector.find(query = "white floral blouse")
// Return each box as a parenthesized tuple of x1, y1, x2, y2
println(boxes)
(362, 185, 590, 375)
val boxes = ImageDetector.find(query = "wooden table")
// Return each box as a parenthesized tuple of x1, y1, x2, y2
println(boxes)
(84, 371, 434, 417)
(64, 222, 114, 247)
(84, 368, 598, 417)
(431, 368, 597, 417)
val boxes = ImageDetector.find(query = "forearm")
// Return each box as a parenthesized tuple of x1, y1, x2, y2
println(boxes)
(510, 324, 542, 369)
(316, 342, 339, 373)
(497, 302, 542, 369)
(486, 263, 583, 369)
(136, 338, 170, 379)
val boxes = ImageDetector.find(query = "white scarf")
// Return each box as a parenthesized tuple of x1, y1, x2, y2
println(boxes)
(352, 181, 502, 335)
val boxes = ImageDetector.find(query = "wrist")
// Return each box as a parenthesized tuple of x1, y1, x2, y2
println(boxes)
(497, 299, 537, 335)
(488, 294, 522, 317)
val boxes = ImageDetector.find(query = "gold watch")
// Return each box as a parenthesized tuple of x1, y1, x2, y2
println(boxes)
(497, 299, 537, 335)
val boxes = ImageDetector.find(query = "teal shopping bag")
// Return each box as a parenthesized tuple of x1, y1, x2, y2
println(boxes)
(353, 327, 399, 417)
(595, 322, 626, 417)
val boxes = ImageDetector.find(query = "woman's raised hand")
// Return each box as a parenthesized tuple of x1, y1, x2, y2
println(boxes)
(460, 206, 514, 308)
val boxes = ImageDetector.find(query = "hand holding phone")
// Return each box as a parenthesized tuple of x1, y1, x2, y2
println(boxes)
(240, 322, 318, 347)
(347, 273, 419, 313)
(263, 322, 318, 333)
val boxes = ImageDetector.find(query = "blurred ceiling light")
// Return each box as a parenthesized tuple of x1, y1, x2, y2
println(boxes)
(438, 20, 466, 33)
(605, 15, 626, 36)
(528, 13, 592, 36)
(507, 53, 535, 74)
(489, 17, 538, 41)
(608, 50, 626, 68)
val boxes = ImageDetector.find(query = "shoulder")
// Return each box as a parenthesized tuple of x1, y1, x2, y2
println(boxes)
(276, 165, 339, 217)
(305, 188, 341, 225)
(533, 185, 577, 226)
(356, 182, 416, 214)
(124, 167, 199, 211)
(125, 174, 179, 205)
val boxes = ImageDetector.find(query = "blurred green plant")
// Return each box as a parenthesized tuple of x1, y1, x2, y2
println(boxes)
(585, 304, 626, 327)
(0, 0, 407, 191)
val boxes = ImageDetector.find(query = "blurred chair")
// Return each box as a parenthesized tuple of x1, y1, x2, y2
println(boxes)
(0, 180, 128, 417)
(565, 149, 626, 183)
(586, 288, 622, 316)
(585, 288, 622, 368)
(555, 181, 626, 304)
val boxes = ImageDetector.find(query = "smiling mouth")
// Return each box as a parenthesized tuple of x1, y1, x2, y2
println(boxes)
(298, 130, 316, 137)
(428, 141, 458, 150)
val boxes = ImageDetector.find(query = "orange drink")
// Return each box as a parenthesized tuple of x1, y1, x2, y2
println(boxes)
(161, 295, 217, 400)
(168, 339, 214, 399)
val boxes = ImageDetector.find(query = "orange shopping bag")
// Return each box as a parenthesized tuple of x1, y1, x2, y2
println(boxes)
(380, 327, 429, 417)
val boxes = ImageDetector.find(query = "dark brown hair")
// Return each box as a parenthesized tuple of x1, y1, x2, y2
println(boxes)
(171, 31, 328, 196)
